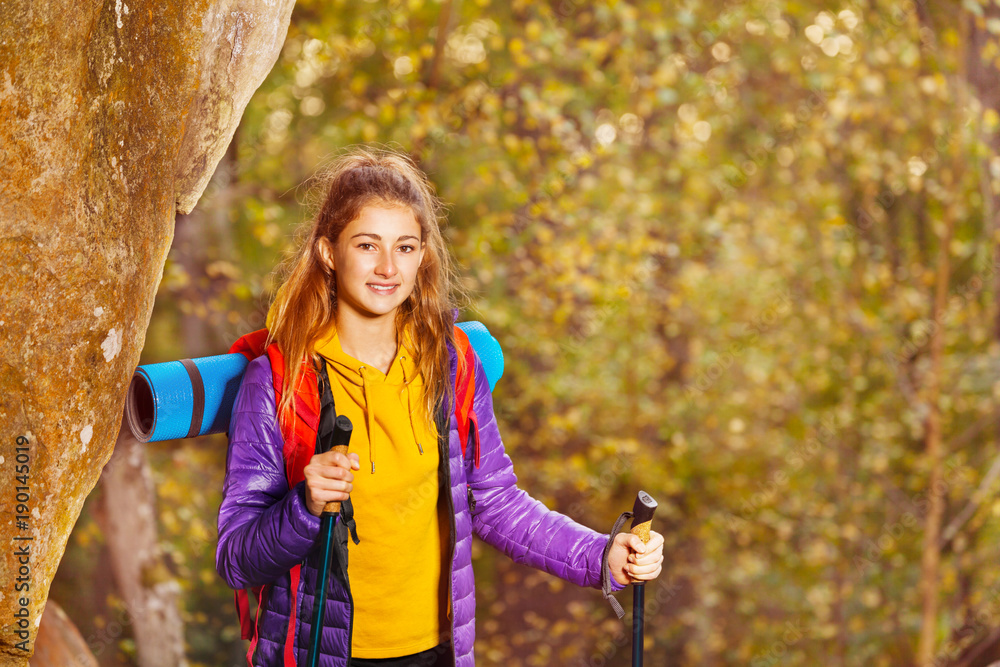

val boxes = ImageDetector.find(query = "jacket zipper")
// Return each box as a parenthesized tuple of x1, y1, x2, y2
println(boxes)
(320, 385, 454, 666)
(438, 405, 457, 667)
(345, 526, 354, 667)
(348, 410, 450, 667)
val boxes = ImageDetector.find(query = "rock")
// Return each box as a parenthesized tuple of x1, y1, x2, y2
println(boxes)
(28, 600, 97, 667)
(0, 0, 294, 663)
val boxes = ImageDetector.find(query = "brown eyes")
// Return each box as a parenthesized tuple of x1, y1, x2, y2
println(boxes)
(357, 243, 416, 253)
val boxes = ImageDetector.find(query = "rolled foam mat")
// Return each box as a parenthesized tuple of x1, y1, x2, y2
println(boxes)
(456, 320, 504, 392)
(127, 321, 503, 443)
(126, 354, 249, 443)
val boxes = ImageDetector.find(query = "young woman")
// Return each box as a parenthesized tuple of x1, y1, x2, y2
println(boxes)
(216, 147, 665, 667)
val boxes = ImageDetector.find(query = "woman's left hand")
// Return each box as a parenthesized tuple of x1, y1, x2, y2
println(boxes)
(608, 530, 664, 586)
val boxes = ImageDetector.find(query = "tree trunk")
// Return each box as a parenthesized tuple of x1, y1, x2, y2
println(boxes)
(915, 166, 957, 667)
(916, 4, 1000, 663)
(175, 210, 213, 357)
(964, 2, 1000, 340)
(426, 0, 457, 90)
(916, 9, 969, 657)
(175, 135, 240, 357)
(96, 429, 187, 667)
(0, 0, 294, 663)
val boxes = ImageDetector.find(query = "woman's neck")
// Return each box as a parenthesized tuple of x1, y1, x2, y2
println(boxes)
(335, 310, 398, 374)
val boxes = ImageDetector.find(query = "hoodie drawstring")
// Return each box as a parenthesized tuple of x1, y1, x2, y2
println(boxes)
(359, 366, 376, 473)
(358, 358, 424, 474)
(400, 357, 424, 456)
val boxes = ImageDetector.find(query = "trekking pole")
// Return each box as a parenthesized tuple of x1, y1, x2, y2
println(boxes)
(630, 491, 658, 667)
(307, 414, 353, 667)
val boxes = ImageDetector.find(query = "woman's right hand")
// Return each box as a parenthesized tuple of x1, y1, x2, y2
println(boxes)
(303, 451, 361, 517)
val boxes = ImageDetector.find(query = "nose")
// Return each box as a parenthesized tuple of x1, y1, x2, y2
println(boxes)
(375, 249, 397, 278)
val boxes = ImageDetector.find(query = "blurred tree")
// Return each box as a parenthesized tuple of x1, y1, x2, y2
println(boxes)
(97, 430, 186, 667)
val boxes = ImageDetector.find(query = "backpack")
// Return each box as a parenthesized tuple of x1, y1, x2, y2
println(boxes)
(225, 326, 482, 666)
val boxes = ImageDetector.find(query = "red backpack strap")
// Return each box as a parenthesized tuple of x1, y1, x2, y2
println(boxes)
(264, 345, 322, 488)
(283, 564, 302, 666)
(233, 569, 300, 667)
(236, 590, 252, 641)
(453, 326, 480, 469)
(228, 332, 321, 487)
(230, 328, 270, 360)
(228, 333, 313, 665)
(235, 584, 269, 666)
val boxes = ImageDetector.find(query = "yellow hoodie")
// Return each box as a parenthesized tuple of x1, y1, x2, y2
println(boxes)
(313, 326, 449, 658)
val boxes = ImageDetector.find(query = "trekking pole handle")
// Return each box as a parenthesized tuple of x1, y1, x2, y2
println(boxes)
(322, 415, 353, 516)
(629, 491, 657, 580)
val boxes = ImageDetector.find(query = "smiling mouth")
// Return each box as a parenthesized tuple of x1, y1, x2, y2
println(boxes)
(368, 284, 399, 294)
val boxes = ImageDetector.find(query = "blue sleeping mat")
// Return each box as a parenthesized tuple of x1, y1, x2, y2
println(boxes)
(125, 321, 504, 443)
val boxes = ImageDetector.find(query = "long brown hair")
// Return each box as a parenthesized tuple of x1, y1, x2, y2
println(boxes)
(267, 146, 464, 426)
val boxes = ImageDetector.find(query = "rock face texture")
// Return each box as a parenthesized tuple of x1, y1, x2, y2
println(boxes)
(28, 600, 98, 667)
(0, 0, 294, 663)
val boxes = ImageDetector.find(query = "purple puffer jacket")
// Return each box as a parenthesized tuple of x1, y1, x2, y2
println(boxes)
(216, 337, 625, 666)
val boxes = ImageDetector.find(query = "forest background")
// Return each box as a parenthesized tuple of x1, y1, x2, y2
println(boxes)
(49, 0, 1000, 665)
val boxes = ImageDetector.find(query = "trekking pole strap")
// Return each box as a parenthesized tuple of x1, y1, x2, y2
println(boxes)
(340, 497, 360, 545)
(602, 510, 634, 620)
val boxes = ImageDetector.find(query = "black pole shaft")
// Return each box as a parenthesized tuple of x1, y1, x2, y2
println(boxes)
(629, 491, 657, 667)
(306, 413, 353, 667)
(307, 515, 335, 667)
(632, 582, 645, 667)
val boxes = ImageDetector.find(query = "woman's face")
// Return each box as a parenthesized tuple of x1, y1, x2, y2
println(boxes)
(318, 204, 425, 323)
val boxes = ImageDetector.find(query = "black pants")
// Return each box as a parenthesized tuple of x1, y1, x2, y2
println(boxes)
(350, 642, 452, 667)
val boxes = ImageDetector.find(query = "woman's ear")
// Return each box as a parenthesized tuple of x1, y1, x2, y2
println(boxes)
(316, 237, 336, 272)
